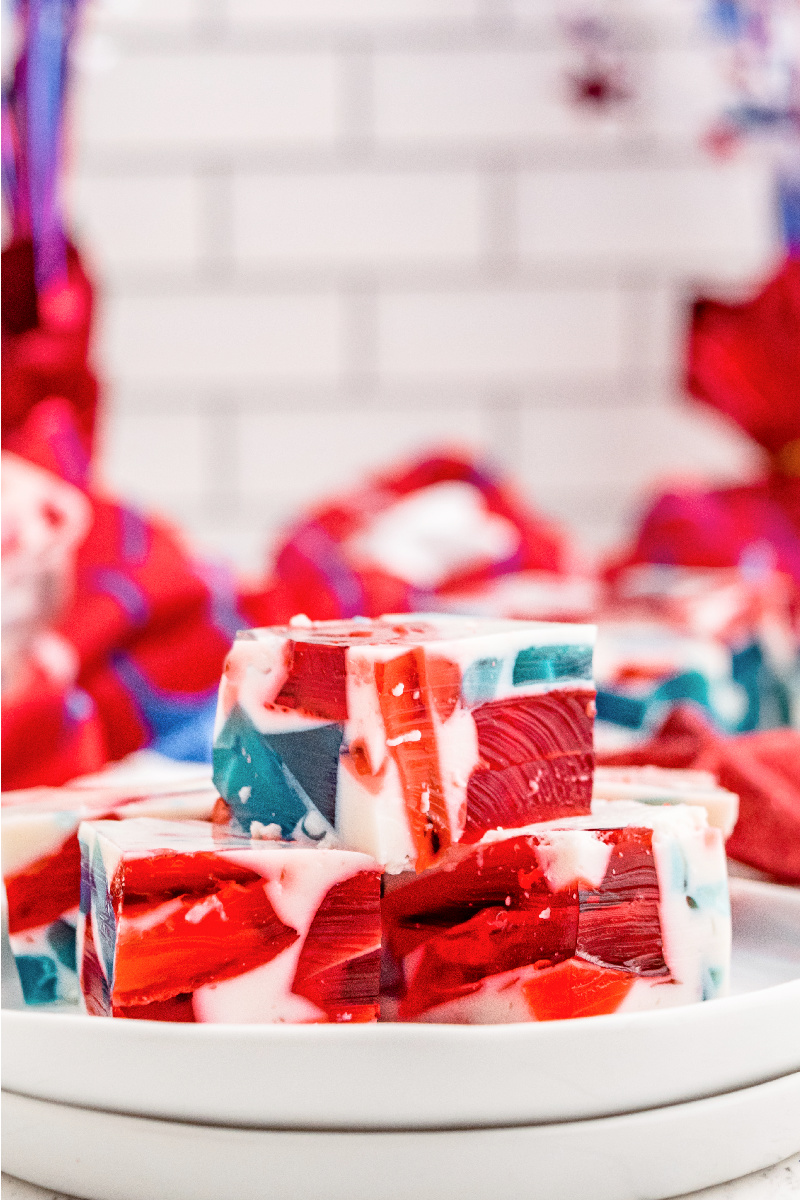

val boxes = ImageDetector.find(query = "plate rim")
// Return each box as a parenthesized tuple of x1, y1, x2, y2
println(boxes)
(4, 1066, 800, 1133)
(3, 876, 799, 1132)
(4, 1073, 800, 1200)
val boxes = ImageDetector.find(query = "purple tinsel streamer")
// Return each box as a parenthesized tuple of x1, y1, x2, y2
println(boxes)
(3, 0, 82, 290)
(26, 0, 81, 290)
(1, 90, 21, 228)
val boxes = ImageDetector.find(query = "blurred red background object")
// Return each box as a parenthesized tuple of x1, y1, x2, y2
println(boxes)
(610, 259, 800, 590)
(688, 258, 800, 461)
(2, 238, 98, 483)
(599, 704, 800, 884)
(245, 452, 569, 625)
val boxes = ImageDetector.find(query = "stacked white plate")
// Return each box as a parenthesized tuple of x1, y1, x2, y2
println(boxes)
(3, 876, 800, 1200)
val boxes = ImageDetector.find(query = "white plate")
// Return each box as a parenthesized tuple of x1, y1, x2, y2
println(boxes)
(3, 878, 799, 1130)
(4, 1072, 800, 1200)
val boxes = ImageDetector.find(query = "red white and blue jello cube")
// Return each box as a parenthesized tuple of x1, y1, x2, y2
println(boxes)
(213, 614, 596, 872)
(2, 780, 218, 1006)
(593, 765, 739, 838)
(381, 802, 730, 1023)
(78, 818, 382, 1023)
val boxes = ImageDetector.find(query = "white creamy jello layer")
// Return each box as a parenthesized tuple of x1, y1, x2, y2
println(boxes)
(593, 766, 739, 838)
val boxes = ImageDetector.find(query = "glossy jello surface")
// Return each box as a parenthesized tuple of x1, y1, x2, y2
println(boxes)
(2, 784, 218, 1006)
(213, 615, 596, 872)
(79, 819, 382, 1024)
(382, 825, 668, 1022)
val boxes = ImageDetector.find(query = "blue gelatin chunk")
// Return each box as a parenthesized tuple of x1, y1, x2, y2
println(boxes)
(702, 964, 725, 1001)
(513, 645, 592, 686)
(731, 641, 762, 731)
(652, 671, 710, 709)
(731, 641, 791, 733)
(214, 706, 334, 839)
(16, 955, 59, 1005)
(461, 657, 502, 706)
(263, 723, 343, 826)
(598, 671, 716, 732)
(91, 842, 118, 986)
(80, 842, 92, 916)
(47, 919, 78, 972)
(595, 690, 647, 729)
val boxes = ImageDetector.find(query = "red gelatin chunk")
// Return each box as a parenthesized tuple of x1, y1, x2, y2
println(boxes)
(464, 754, 595, 841)
(375, 650, 451, 869)
(382, 823, 669, 1021)
(522, 958, 636, 1021)
(470, 691, 594, 773)
(463, 691, 594, 839)
(399, 904, 578, 1019)
(577, 828, 668, 976)
(292, 871, 382, 1022)
(383, 835, 580, 1017)
(383, 834, 569, 936)
(113, 994, 196, 1022)
(113, 877, 298, 1005)
(275, 641, 348, 721)
(81, 917, 111, 1017)
(118, 850, 263, 903)
(296, 949, 381, 1023)
(420, 655, 462, 723)
(5, 832, 82, 934)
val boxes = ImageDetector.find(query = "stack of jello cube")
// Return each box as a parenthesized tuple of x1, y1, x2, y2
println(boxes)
(75, 614, 732, 1024)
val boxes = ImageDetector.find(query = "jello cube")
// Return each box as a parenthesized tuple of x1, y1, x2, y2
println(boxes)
(213, 614, 596, 872)
(2, 782, 219, 1006)
(78, 818, 381, 1023)
(381, 802, 730, 1023)
(593, 765, 739, 838)
(592, 618, 741, 741)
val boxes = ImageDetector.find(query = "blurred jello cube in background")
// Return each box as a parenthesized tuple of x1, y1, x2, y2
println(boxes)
(593, 764, 739, 837)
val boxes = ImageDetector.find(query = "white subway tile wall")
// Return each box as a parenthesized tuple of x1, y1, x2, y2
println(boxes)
(69, 173, 205, 271)
(231, 170, 484, 267)
(73, 0, 780, 573)
(102, 290, 344, 385)
(376, 286, 626, 380)
(75, 52, 341, 152)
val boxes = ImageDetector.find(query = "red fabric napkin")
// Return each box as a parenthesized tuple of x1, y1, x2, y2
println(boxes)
(687, 257, 800, 460)
(245, 453, 569, 624)
(608, 258, 800, 589)
(598, 705, 800, 884)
